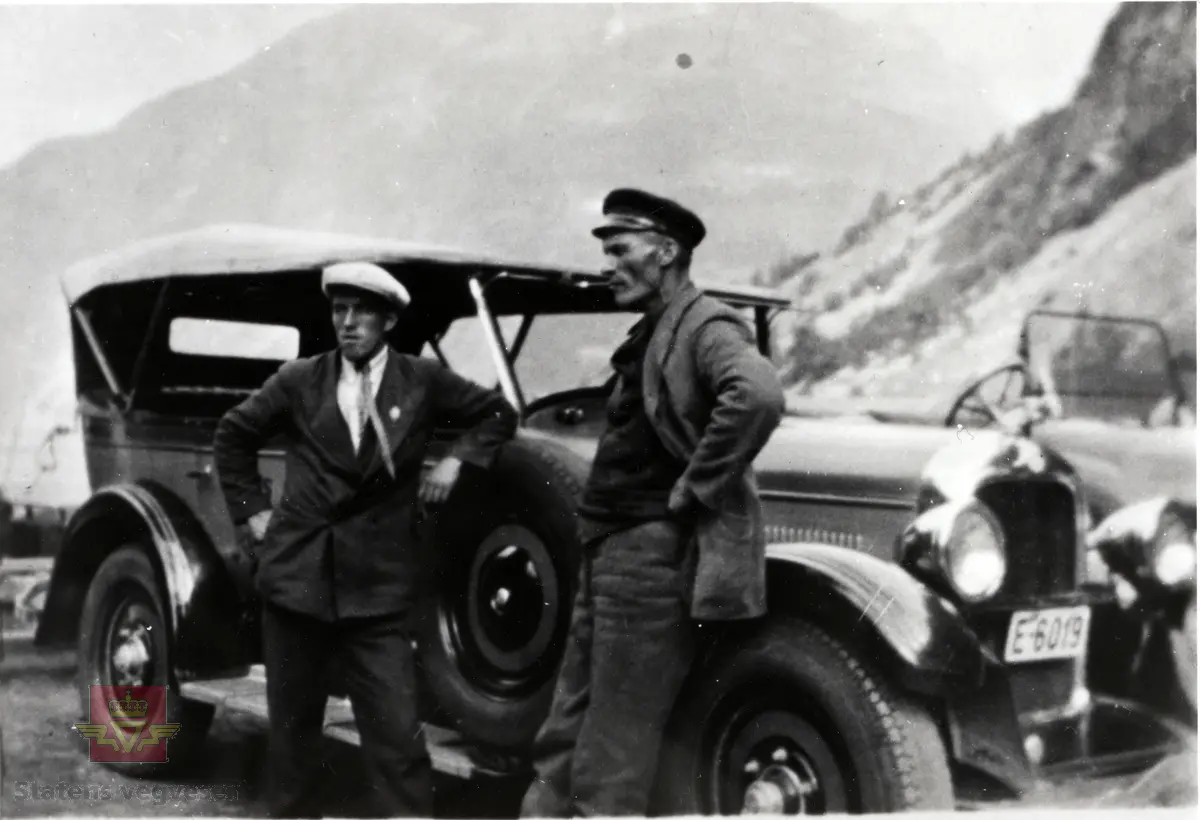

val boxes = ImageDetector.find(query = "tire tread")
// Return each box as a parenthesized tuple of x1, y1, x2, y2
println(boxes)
(657, 616, 954, 813)
(813, 623, 951, 809)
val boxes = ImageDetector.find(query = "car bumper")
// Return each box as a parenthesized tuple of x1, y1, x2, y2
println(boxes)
(1024, 694, 1194, 783)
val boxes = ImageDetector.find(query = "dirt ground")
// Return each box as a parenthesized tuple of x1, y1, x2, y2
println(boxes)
(0, 661, 527, 819)
(1, 653, 1195, 817)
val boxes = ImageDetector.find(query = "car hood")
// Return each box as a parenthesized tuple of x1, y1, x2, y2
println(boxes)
(529, 411, 1194, 517)
(532, 413, 956, 509)
(753, 415, 957, 506)
(1034, 420, 1196, 516)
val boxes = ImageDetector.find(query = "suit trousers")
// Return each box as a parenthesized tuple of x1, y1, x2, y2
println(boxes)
(520, 519, 701, 817)
(261, 601, 432, 818)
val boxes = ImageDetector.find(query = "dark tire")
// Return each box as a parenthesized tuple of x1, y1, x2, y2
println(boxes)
(77, 545, 215, 776)
(416, 436, 588, 750)
(1169, 591, 1196, 713)
(653, 617, 954, 815)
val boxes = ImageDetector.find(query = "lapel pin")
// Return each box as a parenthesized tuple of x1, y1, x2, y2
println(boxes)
(389, 406, 401, 422)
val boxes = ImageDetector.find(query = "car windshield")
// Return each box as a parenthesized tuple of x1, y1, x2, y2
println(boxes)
(428, 302, 799, 405)
(781, 309, 1189, 427)
(425, 300, 1190, 431)
(511, 314, 639, 401)
(1026, 312, 1184, 426)
(426, 312, 639, 403)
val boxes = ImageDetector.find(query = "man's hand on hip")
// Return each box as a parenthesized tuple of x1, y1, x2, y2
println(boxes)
(247, 509, 273, 542)
(420, 456, 463, 504)
(668, 483, 701, 520)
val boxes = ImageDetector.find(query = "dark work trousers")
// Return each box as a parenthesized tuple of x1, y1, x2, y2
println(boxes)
(261, 600, 433, 818)
(520, 519, 701, 817)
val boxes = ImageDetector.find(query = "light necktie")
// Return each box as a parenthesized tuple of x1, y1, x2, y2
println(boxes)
(356, 366, 372, 444)
(355, 362, 396, 480)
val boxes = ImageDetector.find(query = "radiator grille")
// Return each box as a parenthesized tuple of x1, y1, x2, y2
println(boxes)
(977, 481, 1077, 600)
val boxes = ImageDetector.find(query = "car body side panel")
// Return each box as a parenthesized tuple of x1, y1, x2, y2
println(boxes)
(81, 411, 284, 596)
(761, 496, 911, 564)
(755, 417, 956, 505)
(527, 396, 952, 511)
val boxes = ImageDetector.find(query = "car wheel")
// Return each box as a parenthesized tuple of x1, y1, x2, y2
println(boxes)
(77, 545, 214, 775)
(417, 437, 587, 750)
(653, 617, 954, 815)
(1169, 590, 1196, 713)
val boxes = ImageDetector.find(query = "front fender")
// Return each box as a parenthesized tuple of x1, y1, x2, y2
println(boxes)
(767, 543, 1033, 793)
(35, 482, 251, 677)
(766, 543, 988, 693)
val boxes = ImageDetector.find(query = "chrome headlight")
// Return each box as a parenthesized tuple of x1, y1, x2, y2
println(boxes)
(1153, 513, 1196, 588)
(940, 502, 1007, 602)
(901, 499, 1007, 603)
(1090, 498, 1196, 593)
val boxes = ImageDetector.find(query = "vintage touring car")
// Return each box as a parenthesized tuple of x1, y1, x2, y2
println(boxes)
(853, 306, 1197, 722)
(36, 225, 1195, 813)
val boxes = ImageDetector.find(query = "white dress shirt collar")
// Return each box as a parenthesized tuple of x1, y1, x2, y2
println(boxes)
(338, 346, 388, 452)
(341, 344, 388, 380)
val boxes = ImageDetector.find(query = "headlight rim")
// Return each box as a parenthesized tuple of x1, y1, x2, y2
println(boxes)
(937, 499, 1008, 604)
(1152, 512, 1196, 588)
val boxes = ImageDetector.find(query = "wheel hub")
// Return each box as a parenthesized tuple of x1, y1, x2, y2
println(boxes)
(113, 632, 151, 675)
(743, 763, 815, 814)
(490, 586, 512, 614)
(461, 525, 560, 682)
(106, 601, 156, 685)
(719, 709, 845, 815)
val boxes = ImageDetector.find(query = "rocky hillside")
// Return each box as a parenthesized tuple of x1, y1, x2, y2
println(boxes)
(776, 1, 1196, 410)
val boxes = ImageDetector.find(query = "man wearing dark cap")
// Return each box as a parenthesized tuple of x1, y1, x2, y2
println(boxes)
(214, 262, 518, 818)
(521, 189, 785, 816)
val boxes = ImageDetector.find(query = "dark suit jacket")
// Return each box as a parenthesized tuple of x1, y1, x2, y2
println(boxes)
(643, 284, 785, 620)
(214, 348, 518, 621)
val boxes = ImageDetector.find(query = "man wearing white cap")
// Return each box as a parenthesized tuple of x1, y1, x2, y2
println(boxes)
(214, 260, 518, 817)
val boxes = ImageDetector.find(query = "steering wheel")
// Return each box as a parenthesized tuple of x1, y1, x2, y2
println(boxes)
(944, 362, 1034, 428)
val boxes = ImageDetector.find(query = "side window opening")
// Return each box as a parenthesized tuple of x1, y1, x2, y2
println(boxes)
(168, 318, 300, 361)
(133, 317, 304, 418)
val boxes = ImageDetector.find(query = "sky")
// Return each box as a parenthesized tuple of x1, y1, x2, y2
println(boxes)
(831, 1, 1121, 123)
(0, 2, 1120, 169)
(0, 4, 336, 167)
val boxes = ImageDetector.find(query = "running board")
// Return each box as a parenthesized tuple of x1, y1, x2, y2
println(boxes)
(179, 666, 518, 780)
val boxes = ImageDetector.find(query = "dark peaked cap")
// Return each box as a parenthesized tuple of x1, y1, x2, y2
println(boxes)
(591, 188, 707, 249)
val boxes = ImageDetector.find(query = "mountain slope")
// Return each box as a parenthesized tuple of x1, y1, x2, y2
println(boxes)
(806, 156, 1195, 407)
(778, 1, 1195, 406)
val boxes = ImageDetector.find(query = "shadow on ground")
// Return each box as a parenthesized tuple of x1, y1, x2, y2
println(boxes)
(0, 667, 527, 818)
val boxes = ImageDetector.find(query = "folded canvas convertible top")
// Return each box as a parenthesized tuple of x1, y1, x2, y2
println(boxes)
(60, 222, 791, 308)
(60, 223, 601, 306)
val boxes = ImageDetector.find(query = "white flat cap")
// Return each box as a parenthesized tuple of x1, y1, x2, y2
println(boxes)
(321, 261, 411, 311)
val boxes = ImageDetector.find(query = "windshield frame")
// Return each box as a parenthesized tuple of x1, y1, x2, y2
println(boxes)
(468, 272, 786, 419)
(1020, 308, 1185, 402)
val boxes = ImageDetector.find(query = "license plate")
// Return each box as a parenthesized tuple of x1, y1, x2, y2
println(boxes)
(1003, 606, 1091, 663)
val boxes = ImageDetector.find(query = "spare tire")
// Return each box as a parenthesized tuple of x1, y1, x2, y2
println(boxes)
(416, 435, 588, 750)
